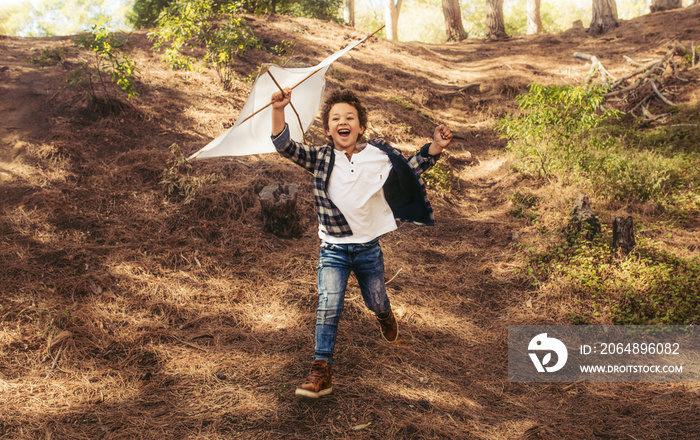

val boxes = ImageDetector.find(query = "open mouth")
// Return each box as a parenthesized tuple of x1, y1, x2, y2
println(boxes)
(338, 128, 351, 137)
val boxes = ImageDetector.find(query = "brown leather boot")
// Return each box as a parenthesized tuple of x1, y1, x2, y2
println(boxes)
(295, 360, 333, 398)
(377, 309, 398, 342)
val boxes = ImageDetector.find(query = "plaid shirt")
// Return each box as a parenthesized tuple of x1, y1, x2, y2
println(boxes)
(272, 124, 440, 238)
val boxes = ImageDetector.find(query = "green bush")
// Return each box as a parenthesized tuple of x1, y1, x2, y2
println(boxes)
(149, 0, 261, 90)
(161, 144, 219, 204)
(508, 191, 539, 222)
(496, 84, 700, 212)
(71, 23, 139, 112)
(497, 84, 619, 144)
(129, 0, 174, 29)
(280, 0, 342, 22)
(422, 160, 454, 192)
(148, 0, 212, 71)
(28, 47, 67, 66)
(497, 84, 618, 181)
(205, 7, 262, 90)
(524, 232, 700, 325)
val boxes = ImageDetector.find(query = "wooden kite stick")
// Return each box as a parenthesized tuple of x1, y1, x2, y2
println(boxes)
(267, 70, 306, 142)
(237, 25, 385, 127)
(235, 66, 328, 126)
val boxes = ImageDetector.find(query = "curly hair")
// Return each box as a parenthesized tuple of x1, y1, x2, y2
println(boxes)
(321, 90, 368, 140)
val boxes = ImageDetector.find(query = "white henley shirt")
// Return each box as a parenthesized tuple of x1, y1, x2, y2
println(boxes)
(319, 143, 397, 244)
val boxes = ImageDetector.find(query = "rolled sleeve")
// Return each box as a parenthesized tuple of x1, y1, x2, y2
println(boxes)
(408, 143, 440, 175)
(271, 123, 292, 150)
(270, 123, 317, 173)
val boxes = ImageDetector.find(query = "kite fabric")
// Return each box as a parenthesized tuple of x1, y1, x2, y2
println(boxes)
(188, 36, 369, 160)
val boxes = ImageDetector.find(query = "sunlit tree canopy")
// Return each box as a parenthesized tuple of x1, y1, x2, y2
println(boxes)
(0, 0, 696, 40)
(0, 0, 133, 36)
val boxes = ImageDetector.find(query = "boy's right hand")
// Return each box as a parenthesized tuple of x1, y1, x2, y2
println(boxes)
(271, 88, 292, 109)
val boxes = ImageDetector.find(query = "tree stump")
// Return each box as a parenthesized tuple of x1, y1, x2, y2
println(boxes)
(612, 216, 636, 255)
(258, 183, 302, 238)
(565, 194, 600, 242)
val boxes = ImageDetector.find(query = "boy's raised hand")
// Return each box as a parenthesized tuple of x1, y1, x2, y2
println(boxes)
(428, 124, 453, 155)
(271, 88, 292, 109)
(271, 88, 292, 136)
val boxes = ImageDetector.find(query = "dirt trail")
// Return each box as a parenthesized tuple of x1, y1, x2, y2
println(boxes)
(0, 37, 58, 163)
(1, 7, 699, 440)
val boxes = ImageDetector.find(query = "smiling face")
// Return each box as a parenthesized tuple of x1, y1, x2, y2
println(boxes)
(326, 102, 366, 153)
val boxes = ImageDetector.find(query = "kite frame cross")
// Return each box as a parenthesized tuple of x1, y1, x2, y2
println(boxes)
(264, 67, 306, 142)
(236, 25, 385, 130)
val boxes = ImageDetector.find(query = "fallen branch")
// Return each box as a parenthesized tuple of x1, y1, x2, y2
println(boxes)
(671, 59, 689, 82)
(629, 93, 654, 115)
(641, 105, 669, 123)
(610, 58, 664, 90)
(574, 52, 616, 86)
(650, 79, 676, 106)
(574, 43, 691, 116)
(622, 55, 645, 68)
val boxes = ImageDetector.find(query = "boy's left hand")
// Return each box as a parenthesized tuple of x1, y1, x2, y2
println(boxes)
(429, 125, 453, 155)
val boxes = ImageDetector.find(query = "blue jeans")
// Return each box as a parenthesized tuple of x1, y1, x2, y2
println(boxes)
(314, 238, 391, 364)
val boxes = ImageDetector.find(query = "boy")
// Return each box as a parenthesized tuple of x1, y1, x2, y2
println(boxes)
(270, 88, 452, 398)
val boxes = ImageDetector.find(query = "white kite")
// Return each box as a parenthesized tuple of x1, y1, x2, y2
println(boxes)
(188, 28, 382, 160)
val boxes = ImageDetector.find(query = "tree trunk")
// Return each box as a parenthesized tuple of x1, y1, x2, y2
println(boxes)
(564, 194, 601, 243)
(588, 0, 619, 36)
(527, 0, 542, 35)
(650, 0, 682, 12)
(612, 216, 636, 255)
(344, 0, 355, 27)
(442, 0, 468, 41)
(385, 0, 402, 41)
(258, 183, 303, 238)
(485, 0, 507, 39)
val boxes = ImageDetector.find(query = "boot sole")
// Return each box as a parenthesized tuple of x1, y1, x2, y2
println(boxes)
(295, 387, 332, 398)
(382, 332, 398, 342)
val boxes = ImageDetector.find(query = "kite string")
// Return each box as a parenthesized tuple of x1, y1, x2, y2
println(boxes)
(267, 70, 306, 144)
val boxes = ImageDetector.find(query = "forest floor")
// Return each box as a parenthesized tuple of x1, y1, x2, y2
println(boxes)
(1, 6, 699, 440)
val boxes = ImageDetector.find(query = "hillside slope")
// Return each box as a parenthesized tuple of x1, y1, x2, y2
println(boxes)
(1, 7, 699, 440)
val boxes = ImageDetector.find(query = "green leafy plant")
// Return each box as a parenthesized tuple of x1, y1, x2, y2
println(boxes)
(497, 84, 621, 180)
(149, 0, 261, 90)
(522, 231, 700, 325)
(271, 39, 295, 57)
(612, 243, 700, 325)
(422, 160, 454, 192)
(497, 85, 616, 140)
(204, 11, 262, 90)
(245, 66, 262, 83)
(508, 191, 539, 222)
(71, 22, 139, 113)
(682, 44, 699, 66)
(28, 47, 67, 66)
(149, 0, 212, 71)
(390, 96, 415, 111)
(496, 84, 700, 211)
(161, 144, 219, 204)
